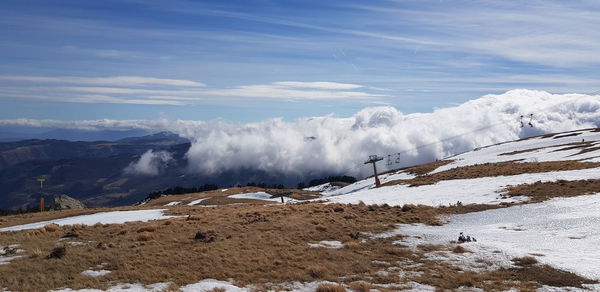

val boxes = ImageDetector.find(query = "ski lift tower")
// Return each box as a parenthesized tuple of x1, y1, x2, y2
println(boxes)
(364, 155, 384, 187)
(36, 178, 45, 212)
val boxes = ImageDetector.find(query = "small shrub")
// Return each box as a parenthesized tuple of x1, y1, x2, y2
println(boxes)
(332, 206, 344, 213)
(30, 248, 44, 258)
(308, 265, 328, 278)
(316, 283, 346, 292)
(513, 256, 538, 266)
(47, 247, 66, 259)
(384, 247, 412, 257)
(62, 230, 79, 238)
(348, 281, 370, 292)
(401, 204, 416, 212)
(43, 224, 60, 232)
(207, 288, 225, 292)
(136, 232, 154, 242)
(136, 226, 156, 233)
(117, 230, 127, 235)
(194, 231, 216, 243)
(344, 241, 360, 249)
(452, 245, 469, 253)
(315, 225, 327, 232)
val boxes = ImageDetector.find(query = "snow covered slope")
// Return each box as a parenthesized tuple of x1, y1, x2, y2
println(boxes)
(322, 128, 600, 207)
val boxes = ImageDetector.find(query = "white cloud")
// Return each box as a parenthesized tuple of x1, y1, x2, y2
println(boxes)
(124, 150, 173, 176)
(0, 75, 206, 87)
(4, 90, 600, 178)
(273, 81, 363, 90)
(0, 77, 383, 104)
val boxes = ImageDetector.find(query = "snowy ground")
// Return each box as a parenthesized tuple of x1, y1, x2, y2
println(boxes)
(325, 167, 600, 207)
(48, 279, 437, 292)
(0, 209, 176, 232)
(434, 129, 600, 173)
(303, 182, 341, 193)
(229, 192, 295, 203)
(187, 197, 211, 206)
(393, 194, 600, 281)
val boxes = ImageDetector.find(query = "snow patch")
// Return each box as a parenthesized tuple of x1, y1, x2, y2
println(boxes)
(164, 201, 181, 206)
(229, 192, 295, 203)
(308, 240, 344, 249)
(81, 270, 112, 277)
(50, 283, 171, 292)
(187, 198, 210, 206)
(180, 279, 246, 292)
(0, 209, 176, 232)
(304, 183, 341, 193)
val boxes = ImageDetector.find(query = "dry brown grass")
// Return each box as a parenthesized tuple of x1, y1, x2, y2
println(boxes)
(316, 283, 346, 292)
(499, 147, 546, 156)
(382, 160, 600, 187)
(0, 200, 596, 291)
(378, 160, 454, 178)
(504, 179, 600, 202)
(348, 281, 371, 292)
(0, 202, 443, 291)
(512, 256, 539, 266)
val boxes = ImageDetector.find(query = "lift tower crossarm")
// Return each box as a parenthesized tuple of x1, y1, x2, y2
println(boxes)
(364, 155, 384, 187)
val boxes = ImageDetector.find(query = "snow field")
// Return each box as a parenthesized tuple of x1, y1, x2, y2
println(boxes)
(433, 129, 600, 174)
(325, 167, 600, 207)
(393, 194, 600, 280)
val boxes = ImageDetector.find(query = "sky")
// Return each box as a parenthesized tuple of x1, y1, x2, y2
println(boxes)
(2, 0, 600, 123)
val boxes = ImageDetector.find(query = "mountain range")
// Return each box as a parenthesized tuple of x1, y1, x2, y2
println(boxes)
(0, 132, 298, 209)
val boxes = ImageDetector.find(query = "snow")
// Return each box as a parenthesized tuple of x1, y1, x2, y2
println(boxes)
(323, 170, 416, 197)
(326, 167, 600, 207)
(394, 194, 600, 280)
(81, 270, 112, 277)
(308, 240, 344, 249)
(229, 192, 295, 203)
(433, 129, 600, 174)
(50, 283, 170, 292)
(221, 189, 229, 192)
(303, 183, 341, 193)
(0, 256, 21, 265)
(187, 198, 210, 206)
(180, 279, 246, 292)
(0, 209, 176, 232)
(164, 201, 181, 206)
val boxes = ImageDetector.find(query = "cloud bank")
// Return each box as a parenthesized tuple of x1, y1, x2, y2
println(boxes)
(4, 90, 600, 179)
(0, 75, 384, 105)
(124, 150, 173, 176)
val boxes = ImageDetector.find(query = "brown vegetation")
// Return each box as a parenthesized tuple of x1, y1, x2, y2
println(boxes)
(512, 256, 538, 266)
(0, 201, 594, 291)
(504, 179, 600, 203)
(316, 283, 346, 292)
(0, 202, 443, 291)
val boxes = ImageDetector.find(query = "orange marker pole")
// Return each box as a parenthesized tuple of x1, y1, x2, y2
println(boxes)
(40, 197, 45, 212)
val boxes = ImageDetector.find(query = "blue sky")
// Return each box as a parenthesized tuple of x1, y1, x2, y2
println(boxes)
(1, 0, 600, 122)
